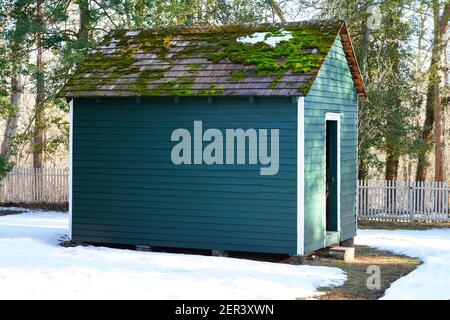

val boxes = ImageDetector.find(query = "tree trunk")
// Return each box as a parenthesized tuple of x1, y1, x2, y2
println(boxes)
(433, 0, 442, 182)
(385, 154, 399, 181)
(434, 83, 443, 182)
(383, 12, 402, 182)
(1, 72, 23, 162)
(357, 14, 370, 181)
(358, 159, 369, 180)
(416, 1, 450, 182)
(78, 0, 90, 41)
(416, 87, 434, 182)
(432, 0, 449, 182)
(267, 0, 286, 22)
(359, 12, 370, 75)
(33, 1, 45, 169)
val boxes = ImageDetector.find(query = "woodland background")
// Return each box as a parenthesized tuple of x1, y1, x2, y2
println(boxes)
(0, 0, 449, 182)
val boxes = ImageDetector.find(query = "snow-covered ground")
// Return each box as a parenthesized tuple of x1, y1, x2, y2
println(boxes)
(356, 228, 450, 300)
(0, 209, 345, 300)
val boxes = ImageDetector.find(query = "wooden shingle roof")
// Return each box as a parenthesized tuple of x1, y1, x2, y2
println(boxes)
(62, 20, 365, 98)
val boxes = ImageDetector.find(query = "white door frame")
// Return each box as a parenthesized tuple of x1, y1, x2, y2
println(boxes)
(324, 112, 341, 242)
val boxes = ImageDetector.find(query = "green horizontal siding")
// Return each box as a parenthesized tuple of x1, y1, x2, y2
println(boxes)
(72, 96, 297, 254)
(303, 36, 358, 254)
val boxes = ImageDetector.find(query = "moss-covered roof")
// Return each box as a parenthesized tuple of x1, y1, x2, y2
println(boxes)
(61, 20, 365, 98)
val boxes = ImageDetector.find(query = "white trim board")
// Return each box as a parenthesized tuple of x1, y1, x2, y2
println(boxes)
(68, 99, 73, 240)
(296, 97, 305, 255)
(324, 112, 341, 237)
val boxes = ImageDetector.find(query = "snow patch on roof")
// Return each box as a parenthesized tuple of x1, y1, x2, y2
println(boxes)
(237, 29, 293, 47)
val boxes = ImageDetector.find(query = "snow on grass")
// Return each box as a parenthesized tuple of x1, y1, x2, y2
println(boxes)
(356, 228, 450, 300)
(237, 29, 293, 47)
(0, 206, 29, 211)
(0, 209, 346, 300)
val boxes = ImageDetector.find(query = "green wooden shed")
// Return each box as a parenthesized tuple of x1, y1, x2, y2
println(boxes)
(62, 20, 366, 257)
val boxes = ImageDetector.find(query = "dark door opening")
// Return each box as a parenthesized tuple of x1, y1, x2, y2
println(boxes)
(326, 120, 338, 232)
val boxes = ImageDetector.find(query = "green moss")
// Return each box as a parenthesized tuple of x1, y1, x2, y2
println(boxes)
(269, 80, 278, 89)
(207, 51, 227, 63)
(229, 70, 248, 80)
(189, 63, 202, 72)
(148, 76, 195, 96)
(64, 83, 98, 91)
(198, 85, 225, 96)
(130, 68, 170, 95)
(209, 85, 224, 95)
(65, 21, 342, 96)
(71, 45, 140, 92)
(297, 77, 316, 95)
(203, 24, 337, 78)
(298, 84, 309, 95)
(163, 35, 174, 49)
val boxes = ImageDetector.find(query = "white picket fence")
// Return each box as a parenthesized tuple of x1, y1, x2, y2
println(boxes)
(0, 167, 69, 203)
(358, 180, 450, 222)
(1, 169, 450, 221)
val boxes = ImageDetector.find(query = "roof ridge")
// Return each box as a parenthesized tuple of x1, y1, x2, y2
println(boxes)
(110, 19, 344, 35)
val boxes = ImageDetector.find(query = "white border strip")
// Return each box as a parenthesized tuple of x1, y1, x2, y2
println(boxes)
(69, 99, 73, 240)
(325, 112, 341, 233)
(297, 97, 305, 255)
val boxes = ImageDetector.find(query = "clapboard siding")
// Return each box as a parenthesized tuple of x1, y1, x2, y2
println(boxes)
(303, 36, 358, 253)
(72, 96, 297, 254)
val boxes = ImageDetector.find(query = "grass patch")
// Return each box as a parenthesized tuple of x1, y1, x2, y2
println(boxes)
(0, 203, 68, 212)
(305, 245, 422, 300)
(358, 219, 450, 230)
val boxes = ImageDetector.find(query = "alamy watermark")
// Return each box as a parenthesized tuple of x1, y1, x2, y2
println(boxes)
(170, 121, 280, 175)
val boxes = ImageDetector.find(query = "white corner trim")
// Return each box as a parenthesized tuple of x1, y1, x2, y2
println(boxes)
(297, 97, 305, 255)
(325, 112, 341, 233)
(69, 100, 73, 240)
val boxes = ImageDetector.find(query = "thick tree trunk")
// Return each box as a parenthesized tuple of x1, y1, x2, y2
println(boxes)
(1, 72, 23, 162)
(33, 2, 45, 169)
(434, 83, 443, 181)
(267, 0, 286, 22)
(78, 0, 90, 41)
(432, 0, 449, 182)
(416, 1, 450, 182)
(385, 154, 399, 214)
(416, 86, 434, 181)
(433, 0, 442, 181)
(360, 13, 370, 75)
(357, 15, 370, 181)
(383, 14, 402, 182)
(385, 154, 399, 181)
(358, 159, 369, 180)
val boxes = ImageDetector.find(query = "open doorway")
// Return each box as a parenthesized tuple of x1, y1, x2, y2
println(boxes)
(325, 116, 340, 233)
